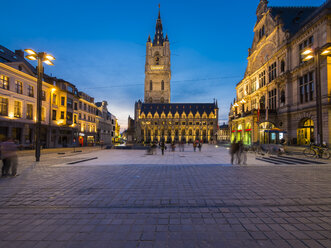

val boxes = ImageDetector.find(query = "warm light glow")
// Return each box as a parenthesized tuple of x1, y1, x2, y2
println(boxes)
(57, 120, 64, 125)
(8, 112, 14, 119)
(43, 60, 54, 66)
(26, 55, 37, 60)
(24, 49, 37, 55)
(321, 50, 331, 55)
(303, 55, 314, 61)
(241, 99, 246, 103)
(51, 88, 56, 92)
(301, 49, 313, 56)
(45, 54, 55, 60)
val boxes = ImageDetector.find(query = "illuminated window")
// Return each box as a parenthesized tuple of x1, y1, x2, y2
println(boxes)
(0, 97, 8, 116)
(26, 104, 33, 120)
(0, 75, 9, 90)
(14, 101, 22, 118)
(61, 97, 65, 106)
(299, 36, 314, 63)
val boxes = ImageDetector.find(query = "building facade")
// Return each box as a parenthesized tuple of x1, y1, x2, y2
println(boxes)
(0, 45, 117, 148)
(229, 0, 331, 146)
(134, 8, 219, 144)
(217, 123, 230, 142)
(96, 101, 113, 145)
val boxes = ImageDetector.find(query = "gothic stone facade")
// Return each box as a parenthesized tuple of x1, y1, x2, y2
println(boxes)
(229, 0, 331, 146)
(134, 9, 219, 143)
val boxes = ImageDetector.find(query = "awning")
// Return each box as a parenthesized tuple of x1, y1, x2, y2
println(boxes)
(264, 128, 287, 133)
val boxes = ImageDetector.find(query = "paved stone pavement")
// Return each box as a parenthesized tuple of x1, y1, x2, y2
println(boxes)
(0, 145, 330, 248)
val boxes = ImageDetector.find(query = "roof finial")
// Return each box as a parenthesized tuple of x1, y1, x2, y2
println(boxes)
(158, 4, 161, 19)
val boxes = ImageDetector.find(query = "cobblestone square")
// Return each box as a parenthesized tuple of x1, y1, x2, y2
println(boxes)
(0, 146, 330, 248)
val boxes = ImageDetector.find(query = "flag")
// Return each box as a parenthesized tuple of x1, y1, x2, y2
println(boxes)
(257, 107, 260, 123)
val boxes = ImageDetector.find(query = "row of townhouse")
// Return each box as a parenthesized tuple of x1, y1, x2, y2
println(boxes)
(229, 0, 331, 146)
(0, 45, 120, 148)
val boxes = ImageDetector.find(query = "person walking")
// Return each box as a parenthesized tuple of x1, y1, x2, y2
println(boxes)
(230, 139, 239, 165)
(238, 140, 247, 165)
(198, 141, 202, 152)
(1, 139, 18, 177)
(193, 142, 197, 152)
(160, 142, 165, 156)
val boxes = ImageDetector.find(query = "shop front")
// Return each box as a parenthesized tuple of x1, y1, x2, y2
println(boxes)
(259, 122, 286, 144)
(297, 118, 314, 145)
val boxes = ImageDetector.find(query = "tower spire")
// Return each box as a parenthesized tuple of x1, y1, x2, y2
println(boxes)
(153, 4, 164, 46)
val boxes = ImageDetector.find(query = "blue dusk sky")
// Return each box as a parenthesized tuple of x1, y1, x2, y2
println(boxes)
(1, 0, 325, 129)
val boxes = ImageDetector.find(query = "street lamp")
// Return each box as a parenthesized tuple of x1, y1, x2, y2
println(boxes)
(25, 49, 55, 161)
(301, 45, 330, 145)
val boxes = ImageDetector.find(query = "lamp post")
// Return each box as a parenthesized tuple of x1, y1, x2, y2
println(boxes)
(25, 49, 55, 161)
(302, 45, 330, 145)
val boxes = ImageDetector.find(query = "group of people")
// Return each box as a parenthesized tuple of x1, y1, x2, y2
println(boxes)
(148, 140, 204, 156)
(0, 139, 18, 177)
(230, 139, 247, 165)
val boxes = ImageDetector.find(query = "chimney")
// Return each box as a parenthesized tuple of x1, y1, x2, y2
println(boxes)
(15, 49, 24, 58)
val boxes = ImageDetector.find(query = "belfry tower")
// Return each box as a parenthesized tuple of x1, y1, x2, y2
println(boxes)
(144, 6, 171, 103)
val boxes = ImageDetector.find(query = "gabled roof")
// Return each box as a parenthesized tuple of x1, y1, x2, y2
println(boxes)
(0, 45, 36, 74)
(269, 6, 318, 36)
(140, 103, 217, 115)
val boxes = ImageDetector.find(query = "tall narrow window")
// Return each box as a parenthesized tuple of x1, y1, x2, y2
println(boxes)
(281, 60, 285, 73)
(28, 85, 34, 97)
(299, 72, 314, 103)
(14, 101, 22, 118)
(61, 96, 65, 106)
(259, 71, 266, 88)
(268, 62, 277, 83)
(161, 80, 164, 91)
(0, 75, 9, 90)
(52, 110, 57, 120)
(26, 104, 33, 120)
(15, 81, 23, 94)
(42, 90, 46, 101)
(268, 89, 277, 110)
(150, 80, 153, 91)
(0, 97, 8, 116)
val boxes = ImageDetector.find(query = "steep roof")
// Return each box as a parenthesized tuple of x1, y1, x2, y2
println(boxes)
(269, 7, 318, 36)
(140, 103, 217, 115)
(0, 45, 36, 74)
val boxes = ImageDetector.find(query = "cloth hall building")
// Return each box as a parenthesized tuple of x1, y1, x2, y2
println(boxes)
(133, 9, 219, 144)
(229, 0, 331, 146)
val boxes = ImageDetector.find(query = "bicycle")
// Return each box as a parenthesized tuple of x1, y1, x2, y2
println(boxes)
(303, 144, 331, 159)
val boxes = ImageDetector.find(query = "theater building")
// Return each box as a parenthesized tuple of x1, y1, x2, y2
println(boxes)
(229, 0, 331, 146)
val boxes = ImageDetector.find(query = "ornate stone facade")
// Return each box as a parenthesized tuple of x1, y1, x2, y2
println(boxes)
(134, 8, 219, 144)
(229, 0, 331, 146)
(144, 9, 171, 104)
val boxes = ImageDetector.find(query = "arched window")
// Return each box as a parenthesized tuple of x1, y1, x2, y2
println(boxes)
(150, 80, 153, 91)
(161, 80, 164, 90)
